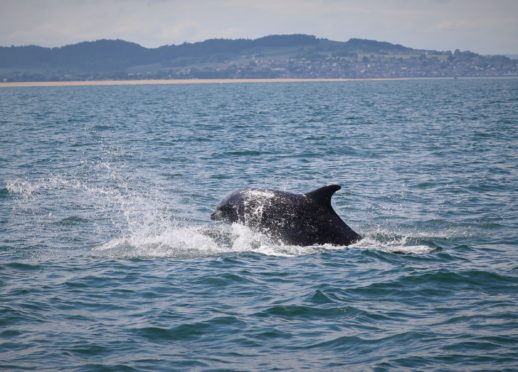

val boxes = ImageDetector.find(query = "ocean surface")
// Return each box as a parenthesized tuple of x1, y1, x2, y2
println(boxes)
(1, 78, 517, 370)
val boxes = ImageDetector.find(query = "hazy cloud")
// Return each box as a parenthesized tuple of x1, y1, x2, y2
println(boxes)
(0, 0, 516, 54)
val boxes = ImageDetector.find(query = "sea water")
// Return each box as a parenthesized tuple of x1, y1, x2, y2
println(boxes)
(0, 78, 517, 370)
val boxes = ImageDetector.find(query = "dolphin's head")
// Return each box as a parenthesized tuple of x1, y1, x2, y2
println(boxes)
(211, 192, 241, 223)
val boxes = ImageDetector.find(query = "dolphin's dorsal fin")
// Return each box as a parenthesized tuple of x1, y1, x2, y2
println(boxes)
(305, 185, 341, 208)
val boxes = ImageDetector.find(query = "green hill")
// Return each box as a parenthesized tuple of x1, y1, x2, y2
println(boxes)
(1, 34, 516, 81)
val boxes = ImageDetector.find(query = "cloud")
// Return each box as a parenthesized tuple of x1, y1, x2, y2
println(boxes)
(0, 0, 516, 54)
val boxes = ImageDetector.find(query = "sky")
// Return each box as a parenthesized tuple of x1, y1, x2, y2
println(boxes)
(0, 0, 517, 55)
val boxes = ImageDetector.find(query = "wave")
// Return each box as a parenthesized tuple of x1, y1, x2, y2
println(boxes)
(0, 187, 9, 200)
(93, 223, 301, 258)
(5, 175, 442, 259)
(53, 216, 90, 226)
(93, 222, 438, 259)
(351, 232, 437, 255)
(5, 179, 43, 197)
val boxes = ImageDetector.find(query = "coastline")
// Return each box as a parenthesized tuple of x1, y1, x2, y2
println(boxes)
(0, 76, 514, 88)
(0, 77, 444, 88)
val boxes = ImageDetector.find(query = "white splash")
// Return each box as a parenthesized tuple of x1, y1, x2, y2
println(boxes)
(93, 226, 223, 258)
(243, 189, 276, 199)
(6, 176, 439, 259)
(351, 235, 435, 254)
(93, 220, 439, 259)
(6, 177, 76, 197)
(93, 223, 293, 258)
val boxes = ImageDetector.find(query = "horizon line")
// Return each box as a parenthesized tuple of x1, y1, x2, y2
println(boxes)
(2, 77, 517, 89)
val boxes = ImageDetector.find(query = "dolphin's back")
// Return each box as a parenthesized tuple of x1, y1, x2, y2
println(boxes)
(224, 185, 361, 246)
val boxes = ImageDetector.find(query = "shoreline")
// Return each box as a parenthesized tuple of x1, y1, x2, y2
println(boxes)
(0, 76, 514, 88)
(0, 78, 407, 88)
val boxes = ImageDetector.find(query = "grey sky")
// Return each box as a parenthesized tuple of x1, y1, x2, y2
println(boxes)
(1, 0, 517, 54)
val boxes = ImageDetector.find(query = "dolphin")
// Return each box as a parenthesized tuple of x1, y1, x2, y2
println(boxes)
(211, 185, 361, 246)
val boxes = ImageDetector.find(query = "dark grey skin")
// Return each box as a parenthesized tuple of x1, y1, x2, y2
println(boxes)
(211, 185, 361, 246)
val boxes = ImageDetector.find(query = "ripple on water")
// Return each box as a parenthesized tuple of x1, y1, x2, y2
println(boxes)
(1, 79, 517, 370)
(133, 316, 246, 341)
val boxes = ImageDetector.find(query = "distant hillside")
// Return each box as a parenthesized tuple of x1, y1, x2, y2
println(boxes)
(1, 34, 517, 81)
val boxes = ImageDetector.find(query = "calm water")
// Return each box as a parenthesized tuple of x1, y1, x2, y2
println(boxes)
(1, 79, 517, 370)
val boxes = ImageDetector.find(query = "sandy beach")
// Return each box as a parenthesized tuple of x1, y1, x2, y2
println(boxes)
(0, 77, 410, 88)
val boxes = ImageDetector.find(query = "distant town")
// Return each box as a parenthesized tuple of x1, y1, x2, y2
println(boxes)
(1, 34, 517, 82)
